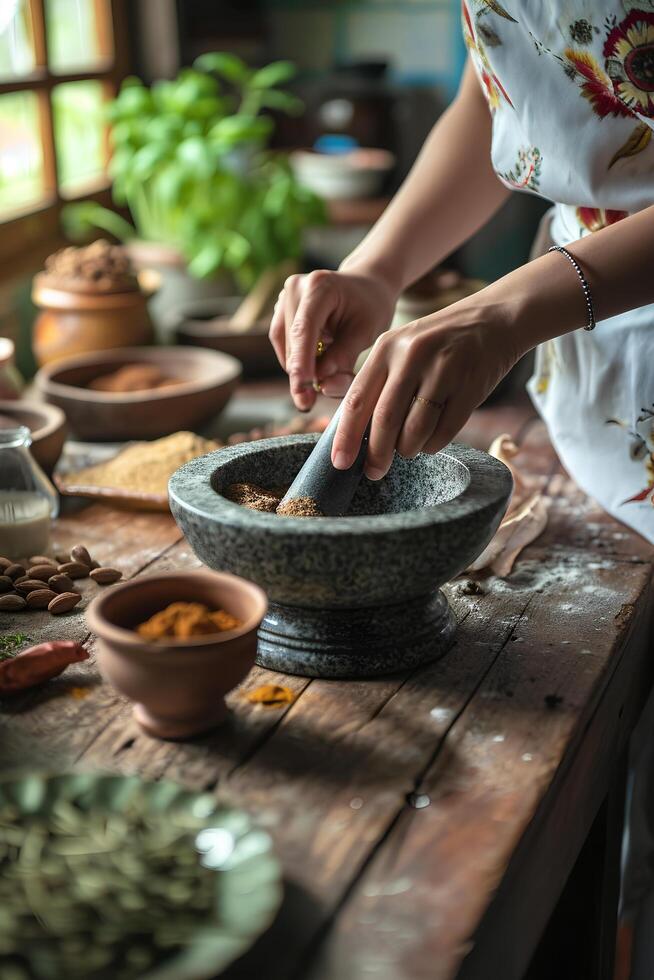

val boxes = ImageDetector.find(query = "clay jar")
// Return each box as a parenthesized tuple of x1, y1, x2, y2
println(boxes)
(31, 274, 155, 367)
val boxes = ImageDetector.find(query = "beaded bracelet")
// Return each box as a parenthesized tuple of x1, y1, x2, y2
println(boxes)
(548, 245, 596, 331)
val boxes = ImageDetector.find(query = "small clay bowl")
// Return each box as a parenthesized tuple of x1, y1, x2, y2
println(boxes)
(86, 570, 267, 740)
(0, 399, 66, 474)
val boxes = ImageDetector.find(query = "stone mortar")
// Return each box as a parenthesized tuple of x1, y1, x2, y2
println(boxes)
(169, 436, 512, 678)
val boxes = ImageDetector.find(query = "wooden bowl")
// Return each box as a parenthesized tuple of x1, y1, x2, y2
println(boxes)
(173, 298, 281, 378)
(86, 570, 267, 739)
(35, 346, 242, 441)
(0, 399, 66, 474)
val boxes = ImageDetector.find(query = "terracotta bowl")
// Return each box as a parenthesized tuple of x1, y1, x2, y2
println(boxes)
(172, 298, 282, 378)
(0, 399, 66, 474)
(35, 345, 242, 441)
(86, 570, 267, 739)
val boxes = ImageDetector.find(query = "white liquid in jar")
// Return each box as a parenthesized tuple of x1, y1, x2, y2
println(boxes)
(0, 491, 51, 558)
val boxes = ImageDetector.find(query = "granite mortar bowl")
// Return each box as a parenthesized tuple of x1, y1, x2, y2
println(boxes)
(169, 436, 512, 679)
(86, 570, 267, 740)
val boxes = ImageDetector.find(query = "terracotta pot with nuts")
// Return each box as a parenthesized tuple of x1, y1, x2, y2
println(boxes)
(32, 240, 155, 367)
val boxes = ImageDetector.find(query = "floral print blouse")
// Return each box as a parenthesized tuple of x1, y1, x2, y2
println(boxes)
(462, 1, 654, 541)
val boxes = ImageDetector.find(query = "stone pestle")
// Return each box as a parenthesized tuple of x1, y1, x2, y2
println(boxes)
(277, 401, 370, 517)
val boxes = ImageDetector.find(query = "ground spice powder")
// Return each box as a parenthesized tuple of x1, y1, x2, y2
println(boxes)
(137, 602, 242, 641)
(223, 483, 324, 517)
(245, 684, 297, 707)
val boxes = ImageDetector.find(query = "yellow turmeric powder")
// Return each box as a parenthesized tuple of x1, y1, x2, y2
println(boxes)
(137, 602, 242, 641)
(245, 684, 297, 707)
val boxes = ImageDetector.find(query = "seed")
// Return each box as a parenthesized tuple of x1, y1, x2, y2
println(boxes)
(0, 594, 26, 611)
(14, 575, 29, 585)
(70, 545, 92, 567)
(28, 555, 53, 567)
(26, 589, 57, 610)
(0, 575, 14, 593)
(48, 592, 82, 615)
(90, 559, 100, 570)
(0, 557, 12, 572)
(15, 579, 49, 596)
(48, 574, 75, 594)
(5, 563, 26, 581)
(57, 562, 89, 579)
(89, 567, 122, 585)
(54, 552, 70, 564)
(28, 564, 58, 582)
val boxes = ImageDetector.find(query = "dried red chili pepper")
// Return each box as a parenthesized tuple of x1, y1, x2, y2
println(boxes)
(0, 641, 89, 695)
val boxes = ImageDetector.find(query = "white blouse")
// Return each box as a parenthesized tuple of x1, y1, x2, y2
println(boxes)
(464, 0, 654, 541)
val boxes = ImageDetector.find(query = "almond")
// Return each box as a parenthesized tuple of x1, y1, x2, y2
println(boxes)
(55, 552, 71, 565)
(15, 579, 50, 596)
(5, 563, 26, 580)
(26, 588, 57, 609)
(70, 544, 93, 567)
(0, 575, 14, 593)
(0, 594, 26, 611)
(57, 561, 90, 579)
(28, 564, 58, 582)
(48, 573, 75, 594)
(28, 555, 54, 567)
(48, 592, 82, 615)
(89, 567, 122, 585)
(14, 575, 29, 585)
(0, 557, 12, 572)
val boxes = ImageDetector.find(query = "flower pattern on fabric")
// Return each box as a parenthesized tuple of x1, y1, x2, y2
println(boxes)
(462, 1, 514, 110)
(576, 206, 628, 231)
(498, 146, 542, 190)
(562, 8, 654, 166)
(606, 407, 654, 504)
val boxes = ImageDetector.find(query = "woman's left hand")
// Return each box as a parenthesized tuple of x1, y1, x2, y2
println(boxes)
(331, 294, 523, 479)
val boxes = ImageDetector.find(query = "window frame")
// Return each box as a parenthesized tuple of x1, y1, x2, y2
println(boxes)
(0, 0, 129, 274)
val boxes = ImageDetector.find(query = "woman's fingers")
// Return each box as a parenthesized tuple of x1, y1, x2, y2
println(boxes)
(422, 396, 470, 454)
(286, 271, 338, 411)
(332, 355, 387, 470)
(268, 289, 287, 369)
(396, 391, 446, 459)
(365, 374, 417, 479)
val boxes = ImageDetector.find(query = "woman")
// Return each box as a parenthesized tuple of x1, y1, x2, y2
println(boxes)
(270, 3, 654, 973)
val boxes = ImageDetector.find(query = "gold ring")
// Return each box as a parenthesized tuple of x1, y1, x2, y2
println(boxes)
(316, 339, 326, 357)
(414, 395, 444, 410)
(313, 380, 323, 393)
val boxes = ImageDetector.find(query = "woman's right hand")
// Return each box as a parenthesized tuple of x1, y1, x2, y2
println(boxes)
(269, 267, 398, 412)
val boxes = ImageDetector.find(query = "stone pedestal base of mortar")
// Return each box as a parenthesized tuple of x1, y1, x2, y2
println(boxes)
(256, 590, 456, 678)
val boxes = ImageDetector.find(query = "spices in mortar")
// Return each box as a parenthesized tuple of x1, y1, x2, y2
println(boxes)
(87, 363, 180, 393)
(223, 483, 324, 517)
(137, 602, 242, 641)
(59, 431, 219, 498)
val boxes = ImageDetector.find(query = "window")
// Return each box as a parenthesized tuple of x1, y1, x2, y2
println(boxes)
(0, 0, 128, 269)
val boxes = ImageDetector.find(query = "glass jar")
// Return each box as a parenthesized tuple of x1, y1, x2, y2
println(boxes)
(0, 338, 23, 399)
(0, 426, 59, 558)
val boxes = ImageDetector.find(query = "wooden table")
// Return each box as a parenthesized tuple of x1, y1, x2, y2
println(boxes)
(1, 398, 653, 980)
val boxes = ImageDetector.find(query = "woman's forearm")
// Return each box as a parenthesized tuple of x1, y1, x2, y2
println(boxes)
(340, 59, 511, 294)
(474, 202, 654, 357)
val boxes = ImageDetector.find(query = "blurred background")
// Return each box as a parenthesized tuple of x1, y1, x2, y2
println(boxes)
(0, 0, 547, 381)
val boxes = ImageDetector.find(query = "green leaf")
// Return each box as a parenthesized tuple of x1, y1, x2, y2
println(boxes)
(187, 240, 224, 278)
(61, 202, 136, 243)
(131, 142, 171, 180)
(210, 114, 273, 147)
(249, 60, 296, 89)
(257, 89, 304, 115)
(194, 52, 251, 84)
(224, 232, 251, 267)
(177, 137, 216, 178)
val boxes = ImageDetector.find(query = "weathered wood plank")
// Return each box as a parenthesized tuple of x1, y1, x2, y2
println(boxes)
(310, 551, 652, 980)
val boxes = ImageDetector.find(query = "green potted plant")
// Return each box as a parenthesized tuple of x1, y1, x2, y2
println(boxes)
(64, 54, 325, 322)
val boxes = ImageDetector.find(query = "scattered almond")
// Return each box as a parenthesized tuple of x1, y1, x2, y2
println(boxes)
(70, 544, 93, 567)
(15, 579, 50, 596)
(28, 555, 53, 567)
(48, 573, 76, 594)
(0, 575, 14, 593)
(89, 567, 122, 585)
(57, 561, 89, 579)
(0, 594, 26, 611)
(28, 564, 58, 582)
(0, 557, 12, 572)
(90, 560, 100, 570)
(14, 575, 29, 585)
(26, 589, 57, 609)
(48, 592, 82, 615)
(5, 563, 26, 580)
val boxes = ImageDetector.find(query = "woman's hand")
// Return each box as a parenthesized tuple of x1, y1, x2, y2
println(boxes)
(331, 294, 523, 480)
(269, 268, 398, 412)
